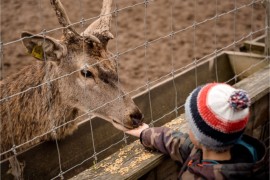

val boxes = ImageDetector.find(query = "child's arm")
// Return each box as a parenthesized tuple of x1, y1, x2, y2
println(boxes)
(126, 124, 193, 163)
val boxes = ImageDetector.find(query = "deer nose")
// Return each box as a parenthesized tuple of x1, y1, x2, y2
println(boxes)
(130, 110, 143, 128)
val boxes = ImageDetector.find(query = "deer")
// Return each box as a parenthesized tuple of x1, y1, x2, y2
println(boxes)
(0, 0, 143, 161)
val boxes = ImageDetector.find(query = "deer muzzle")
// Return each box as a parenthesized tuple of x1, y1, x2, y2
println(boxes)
(129, 110, 144, 128)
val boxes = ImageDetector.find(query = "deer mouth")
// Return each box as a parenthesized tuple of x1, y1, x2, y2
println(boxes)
(112, 119, 133, 131)
(93, 114, 134, 131)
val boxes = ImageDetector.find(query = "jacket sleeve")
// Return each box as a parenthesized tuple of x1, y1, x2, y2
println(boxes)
(140, 127, 193, 164)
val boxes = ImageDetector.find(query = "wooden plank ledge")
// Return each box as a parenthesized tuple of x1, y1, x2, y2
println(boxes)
(70, 116, 188, 180)
(233, 64, 270, 103)
(240, 35, 265, 55)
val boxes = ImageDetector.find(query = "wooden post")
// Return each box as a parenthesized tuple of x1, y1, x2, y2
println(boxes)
(264, 0, 270, 56)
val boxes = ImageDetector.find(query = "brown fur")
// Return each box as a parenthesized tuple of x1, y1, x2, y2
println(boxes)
(0, 62, 78, 155)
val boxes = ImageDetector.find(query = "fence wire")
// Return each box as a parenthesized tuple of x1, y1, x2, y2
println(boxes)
(0, 0, 263, 102)
(0, 0, 267, 179)
(0, 27, 266, 159)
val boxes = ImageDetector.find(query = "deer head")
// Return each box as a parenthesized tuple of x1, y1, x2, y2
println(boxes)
(21, 0, 143, 131)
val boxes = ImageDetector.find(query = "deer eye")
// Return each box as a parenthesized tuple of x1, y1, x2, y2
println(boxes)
(81, 69, 93, 78)
(84, 38, 94, 48)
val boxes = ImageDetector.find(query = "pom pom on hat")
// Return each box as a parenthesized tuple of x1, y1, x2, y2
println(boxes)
(228, 90, 250, 111)
(185, 83, 250, 151)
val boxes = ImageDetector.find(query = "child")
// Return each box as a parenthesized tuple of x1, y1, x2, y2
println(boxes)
(126, 83, 267, 179)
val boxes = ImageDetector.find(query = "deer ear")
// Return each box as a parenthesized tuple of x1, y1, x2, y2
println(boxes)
(21, 32, 67, 61)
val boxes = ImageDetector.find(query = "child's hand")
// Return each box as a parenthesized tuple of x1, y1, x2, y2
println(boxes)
(125, 123, 149, 137)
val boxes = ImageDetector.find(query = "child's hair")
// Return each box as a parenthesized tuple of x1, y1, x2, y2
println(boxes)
(185, 83, 250, 151)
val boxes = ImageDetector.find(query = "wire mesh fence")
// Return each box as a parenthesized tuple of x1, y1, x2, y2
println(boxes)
(0, 0, 267, 179)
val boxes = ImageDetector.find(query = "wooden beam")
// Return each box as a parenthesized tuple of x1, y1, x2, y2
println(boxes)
(240, 35, 265, 55)
(71, 116, 188, 180)
(264, 0, 270, 56)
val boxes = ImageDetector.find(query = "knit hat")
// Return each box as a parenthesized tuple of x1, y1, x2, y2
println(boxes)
(185, 83, 250, 151)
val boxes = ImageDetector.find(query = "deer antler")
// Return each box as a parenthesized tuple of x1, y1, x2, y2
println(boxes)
(82, 0, 114, 44)
(50, 0, 100, 43)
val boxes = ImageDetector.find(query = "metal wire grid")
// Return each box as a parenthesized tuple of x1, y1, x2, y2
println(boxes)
(0, 0, 265, 156)
(0, 0, 264, 103)
(0, 0, 267, 179)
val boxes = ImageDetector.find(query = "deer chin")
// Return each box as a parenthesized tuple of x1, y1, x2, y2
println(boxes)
(93, 113, 133, 131)
(112, 119, 133, 132)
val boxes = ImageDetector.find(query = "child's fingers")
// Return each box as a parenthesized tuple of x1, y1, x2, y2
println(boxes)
(125, 123, 149, 137)
(139, 123, 149, 129)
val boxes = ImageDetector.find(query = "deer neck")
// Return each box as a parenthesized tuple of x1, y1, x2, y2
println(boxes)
(1, 62, 78, 125)
(0, 62, 80, 153)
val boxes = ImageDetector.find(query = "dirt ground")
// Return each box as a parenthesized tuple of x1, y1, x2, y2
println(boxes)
(0, 0, 266, 93)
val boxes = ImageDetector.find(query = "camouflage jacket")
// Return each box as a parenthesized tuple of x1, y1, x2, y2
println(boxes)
(140, 127, 268, 180)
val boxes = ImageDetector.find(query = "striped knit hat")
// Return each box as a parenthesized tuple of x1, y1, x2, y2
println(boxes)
(185, 83, 250, 151)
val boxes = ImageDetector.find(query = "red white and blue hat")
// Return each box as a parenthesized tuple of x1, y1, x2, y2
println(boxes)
(185, 83, 250, 151)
